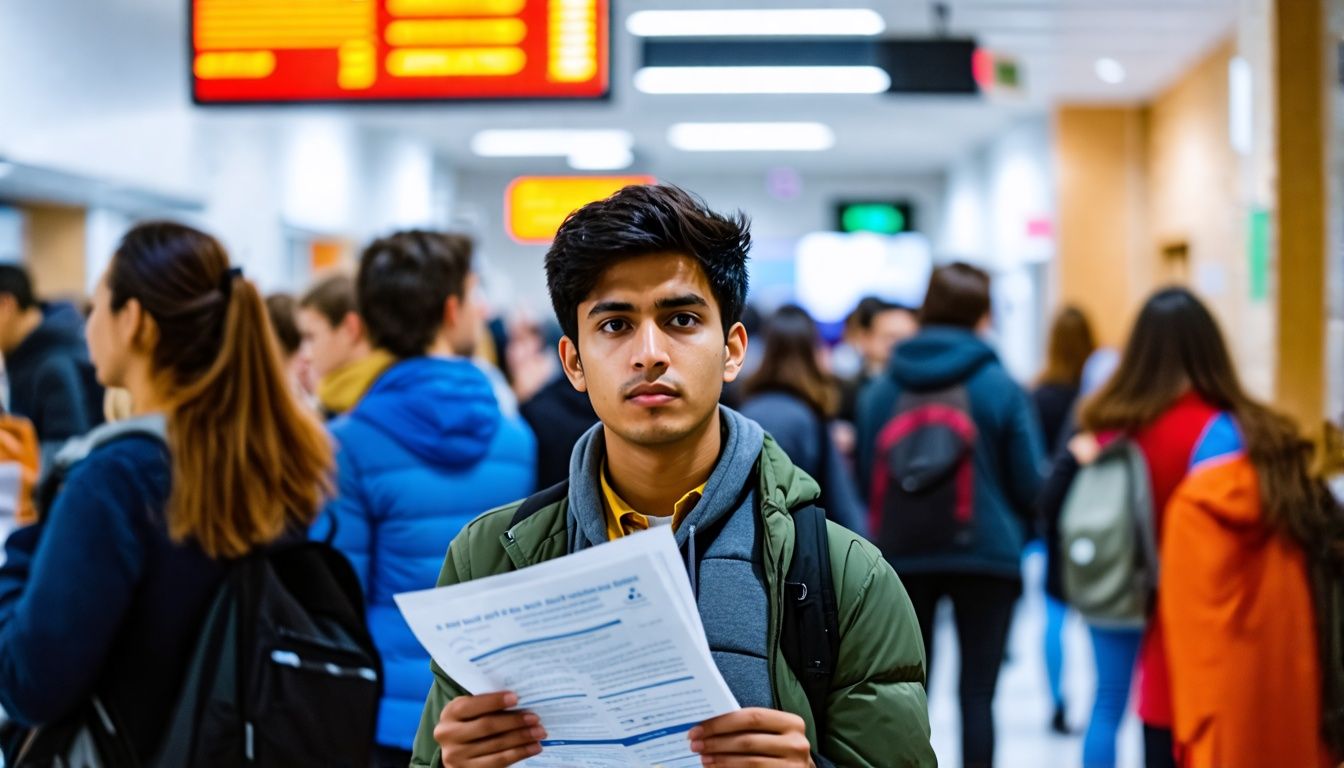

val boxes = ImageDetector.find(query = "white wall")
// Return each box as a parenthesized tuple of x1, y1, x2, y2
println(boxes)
(0, 0, 453, 295)
(453, 168, 945, 318)
(937, 116, 1055, 381)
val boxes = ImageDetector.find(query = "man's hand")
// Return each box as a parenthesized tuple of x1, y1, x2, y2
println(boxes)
(688, 708, 815, 767)
(434, 691, 545, 768)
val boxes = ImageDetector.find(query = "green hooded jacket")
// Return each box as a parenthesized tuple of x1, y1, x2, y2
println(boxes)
(410, 436, 935, 767)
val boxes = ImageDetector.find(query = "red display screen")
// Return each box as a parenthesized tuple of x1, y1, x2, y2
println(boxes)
(192, 0, 609, 103)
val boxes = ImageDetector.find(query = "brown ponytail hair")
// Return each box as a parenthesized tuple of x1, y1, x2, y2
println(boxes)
(109, 222, 332, 559)
(1081, 287, 1336, 549)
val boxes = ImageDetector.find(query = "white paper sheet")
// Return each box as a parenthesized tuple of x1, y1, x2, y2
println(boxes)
(395, 527, 739, 767)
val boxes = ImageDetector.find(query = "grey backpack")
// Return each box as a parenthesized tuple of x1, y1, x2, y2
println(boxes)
(1059, 438, 1158, 627)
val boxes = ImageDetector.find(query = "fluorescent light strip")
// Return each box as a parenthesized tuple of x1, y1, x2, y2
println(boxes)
(626, 9, 885, 37)
(634, 66, 889, 95)
(668, 122, 835, 152)
(470, 129, 632, 157)
(470, 129, 633, 170)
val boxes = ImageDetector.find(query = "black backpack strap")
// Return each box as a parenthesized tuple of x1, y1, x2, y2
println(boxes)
(509, 480, 570, 529)
(780, 503, 839, 751)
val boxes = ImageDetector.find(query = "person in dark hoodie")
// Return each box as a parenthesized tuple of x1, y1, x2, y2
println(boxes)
(857, 262, 1045, 768)
(312, 230, 536, 767)
(0, 266, 103, 459)
(410, 185, 934, 768)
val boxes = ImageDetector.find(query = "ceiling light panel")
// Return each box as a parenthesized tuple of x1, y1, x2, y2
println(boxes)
(634, 66, 890, 94)
(668, 122, 836, 152)
(626, 9, 885, 38)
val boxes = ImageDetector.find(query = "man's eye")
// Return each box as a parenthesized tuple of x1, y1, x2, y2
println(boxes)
(670, 314, 699, 328)
(599, 319, 629, 333)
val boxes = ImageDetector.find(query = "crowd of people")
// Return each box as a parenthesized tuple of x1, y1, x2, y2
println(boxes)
(0, 183, 1336, 768)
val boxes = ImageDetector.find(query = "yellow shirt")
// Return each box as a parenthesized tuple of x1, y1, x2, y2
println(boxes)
(599, 464, 706, 541)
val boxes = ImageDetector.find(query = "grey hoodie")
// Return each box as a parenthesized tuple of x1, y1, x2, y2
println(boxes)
(565, 406, 774, 709)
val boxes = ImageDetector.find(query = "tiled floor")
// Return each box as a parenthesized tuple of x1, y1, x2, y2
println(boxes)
(925, 546, 1143, 768)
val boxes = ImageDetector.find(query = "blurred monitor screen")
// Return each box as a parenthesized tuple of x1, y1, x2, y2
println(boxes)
(794, 231, 932, 324)
(192, 0, 610, 103)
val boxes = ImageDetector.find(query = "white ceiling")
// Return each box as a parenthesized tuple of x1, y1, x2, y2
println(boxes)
(343, 0, 1240, 175)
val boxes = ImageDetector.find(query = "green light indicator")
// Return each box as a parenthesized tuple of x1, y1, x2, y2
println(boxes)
(841, 204, 906, 234)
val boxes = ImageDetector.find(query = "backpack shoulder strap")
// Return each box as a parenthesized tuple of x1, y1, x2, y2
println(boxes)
(36, 414, 169, 516)
(509, 480, 570, 529)
(780, 503, 839, 742)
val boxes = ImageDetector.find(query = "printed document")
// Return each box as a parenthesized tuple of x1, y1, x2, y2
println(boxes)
(395, 526, 739, 767)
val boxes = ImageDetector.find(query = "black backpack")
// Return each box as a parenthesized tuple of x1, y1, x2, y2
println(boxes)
(16, 424, 382, 767)
(869, 384, 978, 557)
(508, 481, 840, 737)
(153, 542, 382, 766)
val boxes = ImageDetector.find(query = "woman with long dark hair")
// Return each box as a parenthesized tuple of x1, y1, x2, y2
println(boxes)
(1078, 287, 1334, 767)
(0, 222, 332, 758)
(740, 304, 866, 533)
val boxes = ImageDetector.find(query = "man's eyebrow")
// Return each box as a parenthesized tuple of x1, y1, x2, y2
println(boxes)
(587, 300, 637, 318)
(654, 294, 710, 310)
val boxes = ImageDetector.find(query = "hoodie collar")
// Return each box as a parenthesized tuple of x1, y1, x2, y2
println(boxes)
(566, 406, 766, 551)
(317, 350, 396, 416)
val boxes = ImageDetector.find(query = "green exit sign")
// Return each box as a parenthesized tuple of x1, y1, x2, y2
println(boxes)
(836, 201, 915, 235)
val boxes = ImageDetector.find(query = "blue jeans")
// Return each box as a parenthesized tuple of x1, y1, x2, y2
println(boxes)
(1044, 595, 1067, 708)
(1082, 625, 1142, 768)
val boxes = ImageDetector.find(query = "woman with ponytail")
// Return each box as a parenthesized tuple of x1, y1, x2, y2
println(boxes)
(0, 222, 331, 757)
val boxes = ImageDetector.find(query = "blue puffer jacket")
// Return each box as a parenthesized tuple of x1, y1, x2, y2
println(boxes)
(313, 357, 536, 751)
(856, 326, 1045, 579)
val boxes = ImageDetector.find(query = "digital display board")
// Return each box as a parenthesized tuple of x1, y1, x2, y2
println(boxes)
(192, 0, 609, 103)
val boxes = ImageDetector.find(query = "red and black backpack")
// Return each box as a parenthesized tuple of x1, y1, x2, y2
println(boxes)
(868, 384, 978, 557)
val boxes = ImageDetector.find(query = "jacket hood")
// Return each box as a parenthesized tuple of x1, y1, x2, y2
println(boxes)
(350, 357, 500, 469)
(887, 325, 998, 391)
(10, 303, 88, 366)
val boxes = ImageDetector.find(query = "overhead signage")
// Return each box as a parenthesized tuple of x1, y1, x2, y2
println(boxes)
(193, 0, 609, 103)
(507, 176, 655, 244)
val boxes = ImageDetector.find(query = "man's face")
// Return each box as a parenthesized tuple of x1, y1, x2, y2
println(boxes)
(865, 308, 918, 371)
(297, 307, 359, 381)
(559, 252, 746, 448)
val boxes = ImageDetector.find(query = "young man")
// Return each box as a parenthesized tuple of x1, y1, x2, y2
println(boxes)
(0, 265, 103, 460)
(297, 272, 395, 418)
(410, 186, 934, 768)
(314, 232, 537, 767)
(838, 297, 919, 426)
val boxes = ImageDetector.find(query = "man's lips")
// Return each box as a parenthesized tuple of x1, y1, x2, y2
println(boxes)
(626, 384, 679, 406)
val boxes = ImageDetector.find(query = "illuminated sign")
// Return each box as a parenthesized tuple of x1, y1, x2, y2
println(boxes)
(836, 201, 915, 235)
(507, 176, 655, 244)
(193, 0, 609, 103)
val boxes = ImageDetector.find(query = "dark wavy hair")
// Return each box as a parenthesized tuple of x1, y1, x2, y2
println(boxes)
(357, 230, 473, 359)
(544, 184, 751, 346)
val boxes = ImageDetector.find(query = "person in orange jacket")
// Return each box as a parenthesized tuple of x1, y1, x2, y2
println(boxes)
(1125, 290, 1339, 768)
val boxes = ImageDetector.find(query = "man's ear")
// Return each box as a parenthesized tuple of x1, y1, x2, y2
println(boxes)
(339, 310, 364, 342)
(722, 321, 748, 383)
(558, 335, 586, 393)
(442, 294, 462, 333)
